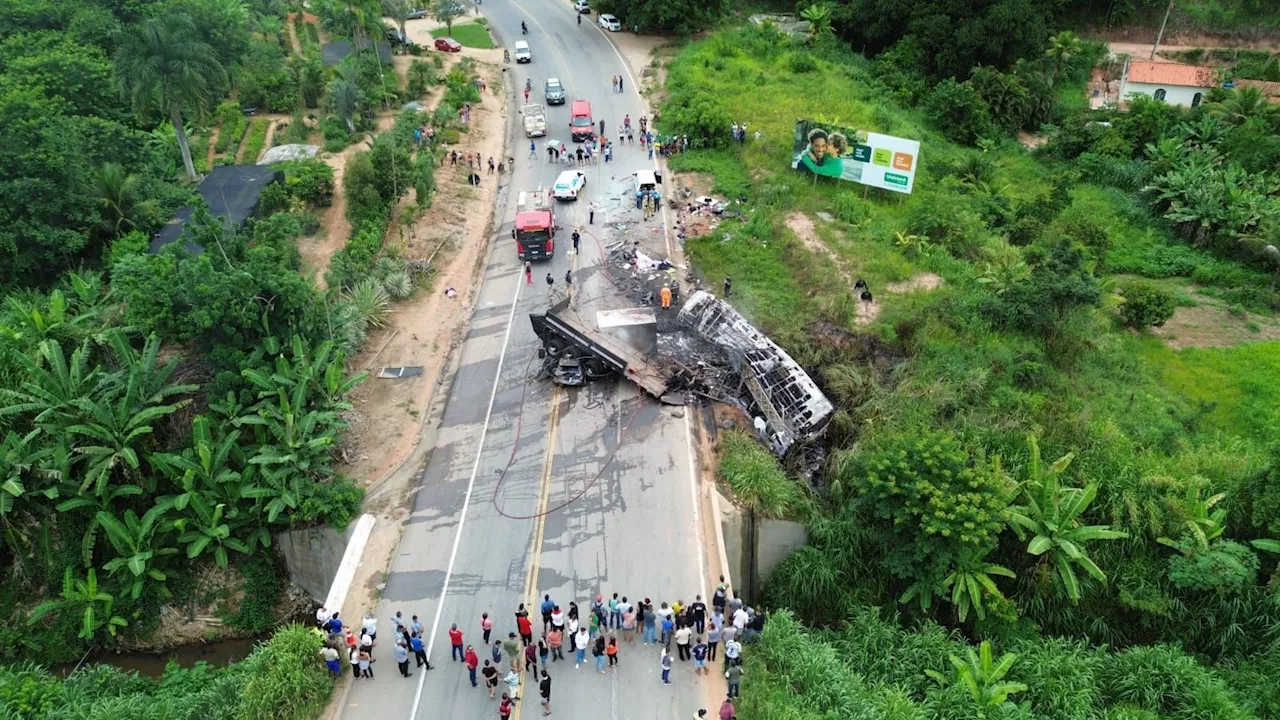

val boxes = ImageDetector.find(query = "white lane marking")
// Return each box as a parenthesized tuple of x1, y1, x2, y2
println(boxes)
(684, 412, 708, 602)
(407, 272, 524, 720)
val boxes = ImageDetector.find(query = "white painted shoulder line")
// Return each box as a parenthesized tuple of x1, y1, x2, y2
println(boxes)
(407, 274, 524, 720)
(327, 514, 376, 615)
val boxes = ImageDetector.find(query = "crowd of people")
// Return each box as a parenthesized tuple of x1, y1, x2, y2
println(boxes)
(314, 575, 764, 718)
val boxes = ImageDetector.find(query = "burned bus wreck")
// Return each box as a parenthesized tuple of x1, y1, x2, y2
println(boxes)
(528, 291, 834, 455)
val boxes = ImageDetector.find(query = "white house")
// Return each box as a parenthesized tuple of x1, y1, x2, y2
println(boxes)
(1119, 59, 1216, 108)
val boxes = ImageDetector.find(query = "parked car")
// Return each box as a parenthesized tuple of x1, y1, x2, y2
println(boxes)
(406, 8, 430, 19)
(514, 40, 532, 63)
(573, 0, 591, 12)
(434, 37, 462, 52)
(553, 170, 587, 200)
(544, 78, 566, 105)
(385, 28, 415, 46)
(598, 13, 621, 31)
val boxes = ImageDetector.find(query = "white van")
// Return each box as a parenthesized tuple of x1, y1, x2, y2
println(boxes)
(514, 40, 532, 63)
(634, 169, 663, 198)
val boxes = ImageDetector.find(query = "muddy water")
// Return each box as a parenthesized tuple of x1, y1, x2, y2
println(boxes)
(55, 635, 266, 677)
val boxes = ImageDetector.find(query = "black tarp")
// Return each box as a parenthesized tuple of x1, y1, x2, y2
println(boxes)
(149, 165, 283, 254)
(322, 38, 392, 67)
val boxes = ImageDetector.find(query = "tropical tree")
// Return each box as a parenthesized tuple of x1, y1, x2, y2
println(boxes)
(941, 551, 1016, 623)
(0, 430, 53, 554)
(28, 568, 127, 642)
(96, 501, 179, 600)
(383, 0, 412, 40)
(1211, 86, 1277, 127)
(926, 640, 1028, 715)
(327, 74, 362, 133)
(114, 15, 226, 182)
(799, 4, 832, 41)
(1157, 482, 1227, 552)
(1045, 30, 1082, 84)
(1004, 434, 1128, 602)
(432, 0, 466, 36)
(56, 483, 146, 566)
(88, 163, 159, 237)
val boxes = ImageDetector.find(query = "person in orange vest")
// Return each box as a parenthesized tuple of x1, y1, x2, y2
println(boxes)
(660, 285, 672, 310)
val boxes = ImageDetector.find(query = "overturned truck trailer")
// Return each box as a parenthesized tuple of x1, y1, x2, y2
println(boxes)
(678, 291, 834, 453)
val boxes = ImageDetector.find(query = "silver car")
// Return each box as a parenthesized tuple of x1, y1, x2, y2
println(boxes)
(545, 78, 566, 105)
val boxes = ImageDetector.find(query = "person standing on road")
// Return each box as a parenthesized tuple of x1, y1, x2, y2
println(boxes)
(504, 632, 522, 672)
(529, 140, 537, 159)
(564, 268, 572, 289)
(567, 609, 579, 652)
(525, 261, 533, 286)
(599, 119, 606, 138)
(492, 639, 504, 666)
(618, 75, 624, 93)
(504, 667, 521, 701)
(691, 596, 708, 635)
(538, 637, 550, 667)
(498, 694, 514, 720)
(548, 626, 564, 661)
(482, 612, 494, 644)
(482, 660, 499, 697)
(518, 612, 534, 647)
(321, 645, 341, 675)
(390, 638, 409, 677)
(574, 626, 590, 668)
(349, 645, 360, 679)
(571, 230, 580, 254)
(675, 623, 692, 660)
(525, 640, 539, 676)
(551, 605, 565, 633)
(721, 623, 737, 657)
(660, 285, 672, 310)
(608, 594, 621, 629)
(720, 698, 736, 720)
(622, 604, 636, 643)
(449, 623, 464, 661)
(607, 636, 619, 669)
(539, 670, 553, 716)
(726, 663, 744, 699)
(693, 635, 709, 676)
(724, 637, 742, 668)
(540, 594, 556, 633)
(358, 648, 374, 678)
(641, 599, 657, 645)
(593, 634, 606, 673)
(545, 272, 555, 300)
(706, 621, 721, 662)
(589, 201, 598, 225)
(410, 632, 430, 669)
(410, 614, 424, 638)
(465, 644, 479, 686)
(660, 646, 673, 685)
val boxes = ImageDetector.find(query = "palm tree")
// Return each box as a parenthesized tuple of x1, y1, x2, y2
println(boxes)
(432, 0, 466, 36)
(926, 641, 1028, 715)
(114, 15, 226, 182)
(328, 75, 362, 133)
(1156, 482, 1227, 552)
(1045, 30, 1083, 85)
(89, 163, 160, 237)
(1211, 86, 1275, 126)
(383, 0, 412, 41)
(799, 4, 832, 41)
(1004, 434, 1127, 602)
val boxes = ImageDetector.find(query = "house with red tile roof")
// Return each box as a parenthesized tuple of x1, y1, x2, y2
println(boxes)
(1119, 59, 1217, 108)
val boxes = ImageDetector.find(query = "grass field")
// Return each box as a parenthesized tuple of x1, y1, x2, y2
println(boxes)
(1138, 337, 1280, 443)
(431, 23, 494, 49)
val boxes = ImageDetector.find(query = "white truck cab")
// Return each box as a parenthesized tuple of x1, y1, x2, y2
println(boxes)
(514, 40, 532, 63)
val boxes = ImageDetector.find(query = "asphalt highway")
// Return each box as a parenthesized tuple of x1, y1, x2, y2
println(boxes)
(339, 3, 715, 719)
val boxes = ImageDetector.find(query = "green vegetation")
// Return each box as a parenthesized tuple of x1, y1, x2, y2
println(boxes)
(430, 22, 494, 49)
(0, 624, 333, 719)
(666, 21, 1280, 718)
(239, 118, 269, 163)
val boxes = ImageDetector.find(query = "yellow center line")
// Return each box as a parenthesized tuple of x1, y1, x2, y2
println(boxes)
(513, 385, 561, 720)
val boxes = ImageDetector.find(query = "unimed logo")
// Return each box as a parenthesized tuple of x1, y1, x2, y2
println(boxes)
(884, 173, 909, 187)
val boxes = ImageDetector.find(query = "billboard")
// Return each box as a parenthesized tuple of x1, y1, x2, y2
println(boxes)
(791, 120, 921, 194)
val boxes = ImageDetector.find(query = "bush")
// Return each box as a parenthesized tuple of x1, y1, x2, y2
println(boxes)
(240, 118, 270, 163)
(407, 60, 438, 97)
(925, 78, 996, 145)
(296, 477, 365, 531)
(788, 51, 817, 73)
(281, 159, 335, 207)
(233, 625, 333, 720)
(661, 91, 732, 149)
(1119, 280, 1176, 328)
(717, 431, 805, 519)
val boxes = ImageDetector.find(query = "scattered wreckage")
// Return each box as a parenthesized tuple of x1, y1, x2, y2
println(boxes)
(529, 291, 834, 455)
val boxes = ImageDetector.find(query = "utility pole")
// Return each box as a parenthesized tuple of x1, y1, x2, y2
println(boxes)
(1151, 0, 1174, 60)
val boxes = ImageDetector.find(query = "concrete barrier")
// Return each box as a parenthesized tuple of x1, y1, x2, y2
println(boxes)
(276, 514, 375, 609)
(715, 489, 807, 602)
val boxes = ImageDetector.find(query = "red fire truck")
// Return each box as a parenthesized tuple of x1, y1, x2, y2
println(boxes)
(513, 188, 556, 260)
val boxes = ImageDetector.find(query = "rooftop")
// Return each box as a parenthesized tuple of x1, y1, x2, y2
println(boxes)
(1125, 60, 1216, 88)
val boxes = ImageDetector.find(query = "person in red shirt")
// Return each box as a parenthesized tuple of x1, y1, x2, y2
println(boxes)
(499, 694, 514, 719)
(464, 645, 480, 687)
(448, 623, 464, 662)
(517, 614, 533, 646)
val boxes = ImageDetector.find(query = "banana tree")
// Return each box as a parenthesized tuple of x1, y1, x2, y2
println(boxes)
(926, 640, 1027, 715)
(1005, 434, 1127, 602)
(1157, 483, 1227, 553)
(29, 568, 128, 641)
(942, 551, 1016, 623)
(0, 430, 55, 554)
(96, 500, 178, 600)
(56, 483, 146, 566)
(173, 497, 260, 568)
(0, 339, 102, 428)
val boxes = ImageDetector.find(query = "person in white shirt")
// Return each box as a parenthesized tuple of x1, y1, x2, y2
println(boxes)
(724, 638, 742, 666)
(656, 602, 674, 622)
(315, 606, 329, 627)
(551, 607, 565, 630)
(362, 612, 378, 640)
(732, 607, 748, 631)
(674, 625, 693, 660)
(721, 624, 737, 645)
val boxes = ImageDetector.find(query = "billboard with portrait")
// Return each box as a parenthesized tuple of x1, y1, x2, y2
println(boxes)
(791, 120, 921, 194)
